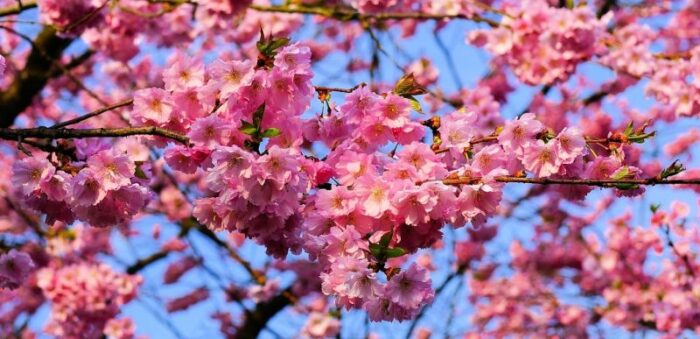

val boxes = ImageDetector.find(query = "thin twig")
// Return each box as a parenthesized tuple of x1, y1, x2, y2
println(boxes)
(50, 99, 134, 128)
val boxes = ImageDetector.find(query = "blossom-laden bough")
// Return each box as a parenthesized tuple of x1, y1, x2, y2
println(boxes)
(2, 0, 700, 338)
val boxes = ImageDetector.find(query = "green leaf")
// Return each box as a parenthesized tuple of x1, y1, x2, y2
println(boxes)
(261, 128, 281, 138)
(385, 247, 406, 258)
(239, 121, 258, 135)
(406, 95, 423, 114)
(611, 166, 630, 180)
(623, 122, 634, 137)
(252, 104, 266, 128)
(613, 183, 639, 190)
(650, 204, 661, 213)
(394, 73, 427, 96)
(267, 37, 290, 54)
(369, 243, 383, 258)
(660, 160, 685, 179)
(379, 232, 392, 247)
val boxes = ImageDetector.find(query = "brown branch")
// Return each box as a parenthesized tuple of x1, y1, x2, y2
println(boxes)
(0, 0, 37, 18)
(433, 131, 655, 154)
(441, 176, 700, 187)
(0, 26, 73, 128)
(0, 126, 190, 144)
(50, 99, 134, 128)
(235, 287, 295, 339)
(314, 84, 364, 94)
(250, 4, 500, 27)
(126, 250, 169, 274)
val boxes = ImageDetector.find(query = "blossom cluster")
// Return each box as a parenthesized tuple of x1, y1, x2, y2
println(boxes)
(0, 249, 35, 290)
(469, 2, 609, 85)
(11, 151, 150, 228)
(37, 263, 141, 338)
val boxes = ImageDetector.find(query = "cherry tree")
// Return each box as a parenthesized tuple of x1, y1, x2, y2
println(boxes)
(1, 0, 700, 337)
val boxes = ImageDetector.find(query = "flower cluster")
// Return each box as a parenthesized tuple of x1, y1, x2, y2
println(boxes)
(37, 263, 141, 338)
(469, 2, 608, 85)
(38, 0, 104, 35)
(11, 150, 150, 228)
(0, 249, 35, 290)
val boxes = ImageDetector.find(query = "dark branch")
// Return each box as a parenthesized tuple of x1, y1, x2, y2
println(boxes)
(0, 1, 37, 18)
(0, 26, 73, 128)
(235, 288, 294, 339)
(0, 126, 190, 144)
(441, 176, 700, 187)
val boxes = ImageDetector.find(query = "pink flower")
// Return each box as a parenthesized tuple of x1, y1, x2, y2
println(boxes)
(188, 115, 231, 147)
(315, 186, 358, 217)
(40, 171, 71, 201)
(70, 168, 107, 206)
(438, 109, 477, 149)
(37, 263, 141, 338)
(162, 53, 205, 91)
(394, 185, 438, 226)
(340, 86, 379, 124)
(164, 145, 212, 174)
(208, 59, 253, 99)
(354, 174, 395, 218)
(397, 142, 447, 179)
(132, 88, 174, 124)
(321, 256, 379, 301)
(406, 58, 439, 86)
(0, 55, 5, 75)
(555, 127, 586, 164)
(12, 157, 55, 195)
(384, 264, 434, 309)
(498, 113, 543, 154)
(334, 151, 375, 185)
(87, 149, 135, 191)
(300, 312, 341, 339)
(104, 318, 136, 339)
(472, 144, 508, 176)
(0, 249, 35, 290)
(376, 93, 411, 128)
(274, 42, 312, 75)
(74, 184, 149, 227)
(521, 140, 561, 178)
(160, 186, 192, 221)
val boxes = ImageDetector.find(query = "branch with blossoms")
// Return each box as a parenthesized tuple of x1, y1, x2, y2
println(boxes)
(4, 0, 700, 337)
(0, 126, 190, 144)
(250, 4, 502, 27)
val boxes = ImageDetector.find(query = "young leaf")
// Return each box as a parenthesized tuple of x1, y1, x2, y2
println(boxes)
(406, 96, 423, 114)
(239, 121, 257, 136)
(261, 128, 281, 138)
(369, 243, 383, 259)
(611, 166, 630, 180)
(384, 247, 406, 258)
(660, 160, 685, 179)
(379, 232, 392, 247)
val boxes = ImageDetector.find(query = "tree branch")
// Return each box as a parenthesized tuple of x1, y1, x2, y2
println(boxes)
(441, 176, 700, 187)
(0, 126, 190, 144)
(0, 0, 37, 18)
(50, 99, 133, 128)
(250, 4, 500, 27)
(235, 287, 294, 339)
(0, 26, 73, 128)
